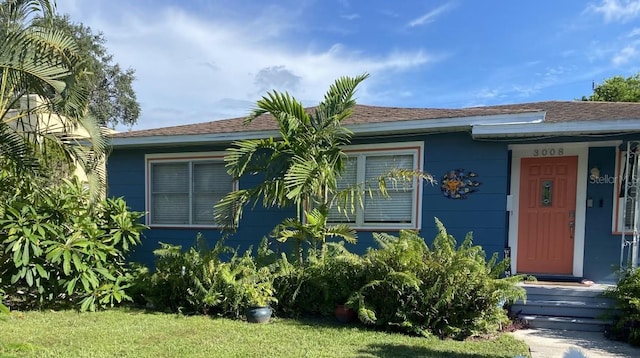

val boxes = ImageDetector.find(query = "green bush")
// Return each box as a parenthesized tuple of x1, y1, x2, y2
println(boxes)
(132, 235, 230, 314)
(348, 219, 525, 339)
(0, 178, 146, 311)
(135, 220, 523, 339)
(273, 242, 365, 317)
(605, 268, 640, 346)
(134, 236, 278, 318)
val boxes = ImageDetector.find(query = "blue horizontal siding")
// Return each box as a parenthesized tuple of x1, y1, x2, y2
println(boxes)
(584, 146, 623, 283)
(109, 133, 635, 277)
(108, 134, 511, 265)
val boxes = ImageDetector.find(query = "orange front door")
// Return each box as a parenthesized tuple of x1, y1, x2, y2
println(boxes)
(517, 156, 577, 275)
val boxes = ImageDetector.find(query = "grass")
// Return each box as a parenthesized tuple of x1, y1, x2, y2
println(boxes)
(0, 309, 530, 358)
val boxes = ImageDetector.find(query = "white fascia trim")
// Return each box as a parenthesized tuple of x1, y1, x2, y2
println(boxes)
(112, 130, 281, 147)
(473, 119, 640, 138)
(347, 111, 544, 136)
(112, 112, 545, 147)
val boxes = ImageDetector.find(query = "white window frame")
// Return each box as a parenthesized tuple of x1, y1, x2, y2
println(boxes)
(613, 147, 640, 234)
(328, 141, 423, 230)
(145, 152, 235, 228)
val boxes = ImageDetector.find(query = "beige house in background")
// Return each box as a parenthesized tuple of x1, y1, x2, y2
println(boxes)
(3, 94, 113, 185)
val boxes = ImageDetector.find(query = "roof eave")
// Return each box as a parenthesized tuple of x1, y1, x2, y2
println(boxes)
(111, 130, 281, 148)
(111, 111, 546, 147)
(472, 119, 640, 138)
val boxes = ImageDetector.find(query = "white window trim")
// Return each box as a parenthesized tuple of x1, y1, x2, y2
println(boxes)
(145, 152, 235, 228)
(329, 141, 424, 230)
(612, 147, 640, 234)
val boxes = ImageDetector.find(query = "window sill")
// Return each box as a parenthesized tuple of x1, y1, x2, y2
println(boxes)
(330, 224, 420, 231)
(612, 230, 640, 235)
(148, 224, 224, 230)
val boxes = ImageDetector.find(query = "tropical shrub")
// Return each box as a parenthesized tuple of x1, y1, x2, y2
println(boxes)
(0, 178, 146, 311)
(135, 236, 279, 318)
(133, 222, 523, 339)
(132, 234, 231, 314)
(273, 242, 365, 317)
(348, 219, 525, 339)
(214, 74, 433, 261)
(605, 268, 640, 346)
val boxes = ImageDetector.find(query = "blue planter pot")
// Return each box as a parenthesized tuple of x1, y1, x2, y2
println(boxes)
(245, 306, 273, 323)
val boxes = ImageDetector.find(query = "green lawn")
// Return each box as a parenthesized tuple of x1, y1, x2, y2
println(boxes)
(0, 309, 530, 358)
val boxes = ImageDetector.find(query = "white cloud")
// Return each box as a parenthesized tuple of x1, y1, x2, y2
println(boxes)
(589, 0, 640, 22)
(55, 1, 438, 129)
(474, 88, 500, 100)
(254, 66, 302, 94)
(612, 44, 639, 65)
(341, 13, 360, 20)
(407, 2, 456, 27)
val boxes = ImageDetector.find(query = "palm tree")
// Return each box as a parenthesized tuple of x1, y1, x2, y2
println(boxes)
(215, 74, 432, 260)
(0, 0, 109, 199)
(214, 75, 370, 257)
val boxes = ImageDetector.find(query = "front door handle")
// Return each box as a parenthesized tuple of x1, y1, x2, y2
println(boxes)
(569, 221, 575, 239)
(569, 210, 575, 239)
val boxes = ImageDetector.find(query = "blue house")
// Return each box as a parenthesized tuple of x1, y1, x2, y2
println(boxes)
(108, 101, 640, 284)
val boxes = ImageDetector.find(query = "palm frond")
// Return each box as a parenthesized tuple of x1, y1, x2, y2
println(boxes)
(213, 189, 252, 230)
(324, 223, 357, 244)
(313, 73, 369, 128)
(0, 0, 109, 200)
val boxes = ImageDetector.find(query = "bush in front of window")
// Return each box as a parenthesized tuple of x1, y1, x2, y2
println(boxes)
(347, 218, 526, 339)
(132, 220, 525, 339)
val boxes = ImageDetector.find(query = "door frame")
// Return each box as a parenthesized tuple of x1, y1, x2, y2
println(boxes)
(508, 142, 588, 277)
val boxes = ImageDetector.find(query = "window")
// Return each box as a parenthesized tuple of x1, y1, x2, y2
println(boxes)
(147, 153, 233, 226)
(327, 143, 422, 229)
(615, 147, 640, 233)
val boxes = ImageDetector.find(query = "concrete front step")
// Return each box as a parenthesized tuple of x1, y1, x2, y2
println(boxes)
(511, 299, 613, 318)
(520, 315, 610, 332)
(514, 283, 618, 332)
(521, 283, 614, 298)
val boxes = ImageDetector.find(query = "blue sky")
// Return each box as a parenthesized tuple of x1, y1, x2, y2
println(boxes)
(56, 0, 640, 130)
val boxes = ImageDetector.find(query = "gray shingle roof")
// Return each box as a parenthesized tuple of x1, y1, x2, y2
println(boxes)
(112, 100, 640, 138)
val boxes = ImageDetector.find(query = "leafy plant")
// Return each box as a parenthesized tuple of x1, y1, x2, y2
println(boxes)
(273, 242, 365, 317)
(242, 266, 277, 307)
(605, 268, 640, 345)
(348, 219, 525, 338)
(136, 234, 231, 314)
(272, 209, 357, 261)
(137, 235, 279, 317)
(0, 177, 146, 311)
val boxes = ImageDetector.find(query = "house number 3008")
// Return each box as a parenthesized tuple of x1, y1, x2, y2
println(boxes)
(533, 148, 564, 156)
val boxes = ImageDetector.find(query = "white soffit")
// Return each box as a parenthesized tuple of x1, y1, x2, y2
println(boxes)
(472, 119, 640, 138)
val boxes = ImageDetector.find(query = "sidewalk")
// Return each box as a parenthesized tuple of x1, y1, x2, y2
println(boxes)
(510, 329, 639, 358)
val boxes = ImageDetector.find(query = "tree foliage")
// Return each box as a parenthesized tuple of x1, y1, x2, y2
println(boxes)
(582, 73, 640, 102)
(0, 0, 109, 199)
(33, 14, 140, 128)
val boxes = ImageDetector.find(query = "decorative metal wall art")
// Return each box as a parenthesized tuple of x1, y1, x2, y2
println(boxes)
(440, 169, 481, 199)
